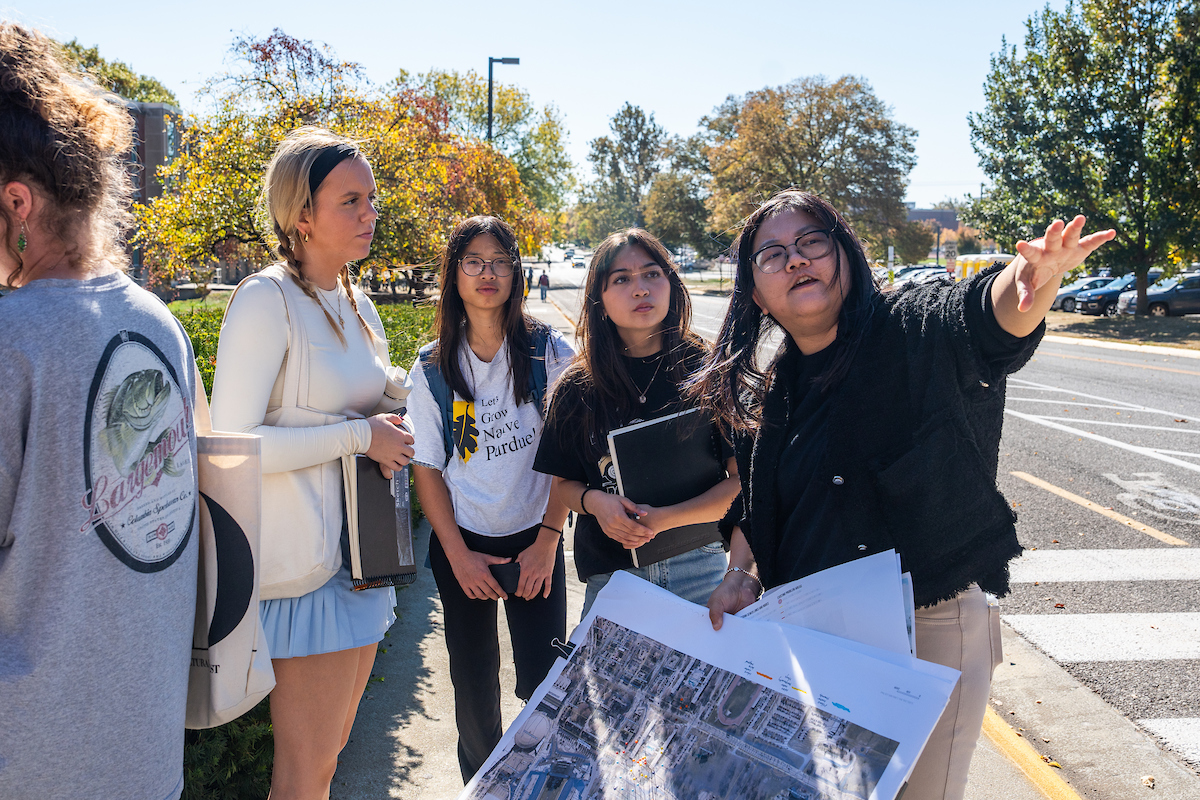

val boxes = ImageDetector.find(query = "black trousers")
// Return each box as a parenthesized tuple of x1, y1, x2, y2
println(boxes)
(428, 523, 567, 783)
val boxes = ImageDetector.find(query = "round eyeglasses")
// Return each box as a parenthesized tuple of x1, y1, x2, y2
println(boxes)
(751, 228, 837, 273)
(460, 256, 517, 277)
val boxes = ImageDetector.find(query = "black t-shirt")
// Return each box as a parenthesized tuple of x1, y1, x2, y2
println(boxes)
(763, 273, 1026, 583)
(534, 347, 733, 581)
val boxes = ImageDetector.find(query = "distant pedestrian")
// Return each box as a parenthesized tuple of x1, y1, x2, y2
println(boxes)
(538, 270, 549, 301)
(0, 23, 200, 799)
(408, 215, 575, 782)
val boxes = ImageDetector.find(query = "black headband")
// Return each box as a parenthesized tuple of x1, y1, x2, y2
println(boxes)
(308, 143, 358, 196)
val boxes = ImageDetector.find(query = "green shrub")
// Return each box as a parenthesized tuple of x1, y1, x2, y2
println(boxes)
(376, 301, 437, 371)
(182, 699, 273, 800)
(172, 298, 435, 798)
(175, 306, 224, 395)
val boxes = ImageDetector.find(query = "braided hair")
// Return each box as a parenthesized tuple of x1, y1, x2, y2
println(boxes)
(260, 127, 378, 348)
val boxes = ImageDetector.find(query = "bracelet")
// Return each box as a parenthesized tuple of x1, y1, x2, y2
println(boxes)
(579, 488, 594, 516)
(724, 567, 763, 599)
(539, 523, 563, 535)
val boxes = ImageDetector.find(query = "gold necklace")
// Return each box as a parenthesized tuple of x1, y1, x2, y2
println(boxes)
(318, 287, 344, 328)
(630, 353, 665, 404)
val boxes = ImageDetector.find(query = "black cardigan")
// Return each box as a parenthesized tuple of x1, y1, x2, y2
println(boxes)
(723, 267, 1042, 608)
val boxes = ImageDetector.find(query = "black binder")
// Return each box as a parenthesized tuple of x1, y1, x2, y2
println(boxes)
(606, 408, 726, 568)
(342, 455, 417, 590)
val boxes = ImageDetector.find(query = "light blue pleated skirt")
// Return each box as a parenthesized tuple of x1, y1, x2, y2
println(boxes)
(260, 524, 396, 659)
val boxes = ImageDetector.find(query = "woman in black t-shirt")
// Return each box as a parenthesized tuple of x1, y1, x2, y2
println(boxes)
(533, 229, 739, 617)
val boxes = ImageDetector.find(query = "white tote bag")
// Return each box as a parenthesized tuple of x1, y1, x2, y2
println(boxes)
(255, 267, 344, 599)
(186, 370, 275, 729)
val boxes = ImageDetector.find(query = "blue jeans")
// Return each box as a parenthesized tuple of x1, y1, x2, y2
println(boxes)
(539, 285, 548, 301)
(581, 541, 728, 619)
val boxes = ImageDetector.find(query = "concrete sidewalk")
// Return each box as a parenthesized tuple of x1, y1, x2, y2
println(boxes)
(327, 295, 1199, 799)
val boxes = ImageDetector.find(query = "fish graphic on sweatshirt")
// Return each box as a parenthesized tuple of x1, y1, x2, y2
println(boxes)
(83, 331, 195, 572)
(99, 368, 177, 477)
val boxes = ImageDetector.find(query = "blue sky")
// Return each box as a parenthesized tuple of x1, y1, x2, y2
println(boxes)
(15, 0, 1065, 207)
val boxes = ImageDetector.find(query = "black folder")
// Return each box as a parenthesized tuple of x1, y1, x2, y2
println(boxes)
(606, 408, 726, 568)
(342, 455, 417, 590)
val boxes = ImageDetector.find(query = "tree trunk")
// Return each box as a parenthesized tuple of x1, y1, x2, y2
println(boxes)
(1135, 268, 1150, 317)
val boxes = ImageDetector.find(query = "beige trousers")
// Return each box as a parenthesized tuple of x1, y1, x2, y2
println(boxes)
(905, 585, 1003, 800)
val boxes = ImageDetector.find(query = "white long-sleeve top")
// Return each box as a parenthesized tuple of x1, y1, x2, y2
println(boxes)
(211, 270, 388, 474)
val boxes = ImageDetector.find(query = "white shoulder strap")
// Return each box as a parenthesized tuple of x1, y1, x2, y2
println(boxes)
(192, 362, 212, 436)
(262, 266, 310, 411)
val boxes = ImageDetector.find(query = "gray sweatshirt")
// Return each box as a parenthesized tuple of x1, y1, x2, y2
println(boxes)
(0, 271, 198, 800)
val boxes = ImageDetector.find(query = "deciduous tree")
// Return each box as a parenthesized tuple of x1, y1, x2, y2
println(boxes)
(704, 76, 917, 254)
(576, 103, 668, 235)
(644, 135, 718, 256)
(409, 70, 575, 224)
(968, 0, 1200, 312)
(58, 39, 178, 104)
(134, 30, 548, 295)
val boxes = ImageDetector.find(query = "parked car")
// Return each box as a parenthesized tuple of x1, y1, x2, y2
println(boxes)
(1052, 275, 1114, 312)
(892, 267, 949, 289)
(892, 264, 931, 279)
(1074, 271, 1161, 316)
(1117, 273, 1200, 316)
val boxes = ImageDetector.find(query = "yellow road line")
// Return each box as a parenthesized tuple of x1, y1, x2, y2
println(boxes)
(546, 297, 577, 331)
(1010, 471, 1189, 546)
(982, 707, 1084, 800)
(1039, 351, 1200, 377)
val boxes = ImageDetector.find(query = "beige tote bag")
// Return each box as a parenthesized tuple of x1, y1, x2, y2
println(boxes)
(186, 369, 275, 729)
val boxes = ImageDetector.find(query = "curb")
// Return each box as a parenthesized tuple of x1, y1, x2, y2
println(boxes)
(982, 707, 1084, 800)
(1042, 334, 1200, 359)
(990, 624, 1200, 798)
(545, 296, 576, 331)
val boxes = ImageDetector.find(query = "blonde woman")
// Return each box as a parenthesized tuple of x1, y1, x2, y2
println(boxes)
(211, 128, 414, 799)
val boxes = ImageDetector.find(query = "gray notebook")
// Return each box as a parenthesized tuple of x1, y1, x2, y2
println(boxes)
(341, 456, 416, 589)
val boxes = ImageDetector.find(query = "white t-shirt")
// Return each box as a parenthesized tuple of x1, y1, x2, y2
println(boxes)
(408, 330, 574, 536)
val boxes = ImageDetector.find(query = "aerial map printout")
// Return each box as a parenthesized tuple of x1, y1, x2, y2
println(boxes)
(460, 570, 960, 800)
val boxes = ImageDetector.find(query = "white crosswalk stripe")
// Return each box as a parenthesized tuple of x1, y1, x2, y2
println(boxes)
(1001, 548, 1200, 767)
(1009, 549, 1200, 583)
(1002, 613, 1200, 661)
(1140, 719, 1200, 764)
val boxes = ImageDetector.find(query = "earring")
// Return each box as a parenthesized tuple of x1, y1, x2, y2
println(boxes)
(303, 232, 309, 243)
(17, 220, 27, 253)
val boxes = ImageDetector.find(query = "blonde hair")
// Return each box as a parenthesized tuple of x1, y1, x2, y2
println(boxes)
(260, 126, 376, 347)
(0, 23, 135, 284)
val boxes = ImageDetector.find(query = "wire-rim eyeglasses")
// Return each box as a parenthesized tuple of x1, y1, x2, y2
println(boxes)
(751, 227, 837, 273)
(460, 256, 518, 277)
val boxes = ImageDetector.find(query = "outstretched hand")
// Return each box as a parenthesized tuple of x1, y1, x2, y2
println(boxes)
(1012, 216, 1116, 312)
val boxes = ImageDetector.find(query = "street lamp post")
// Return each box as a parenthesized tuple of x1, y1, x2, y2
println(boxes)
(487, 56, 519, 142)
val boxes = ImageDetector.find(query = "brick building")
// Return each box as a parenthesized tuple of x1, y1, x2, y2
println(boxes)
(120, 100, 183, 283)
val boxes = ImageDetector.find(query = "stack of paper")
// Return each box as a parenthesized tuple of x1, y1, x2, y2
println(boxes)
(737, 550, 917, 656)
(459, 554, 958, 800)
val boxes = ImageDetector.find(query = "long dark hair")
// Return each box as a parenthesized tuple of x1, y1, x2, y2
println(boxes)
(689, 190, 879, 433)
(432, 215, 539, 405)
(548, 228, 705, 455)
